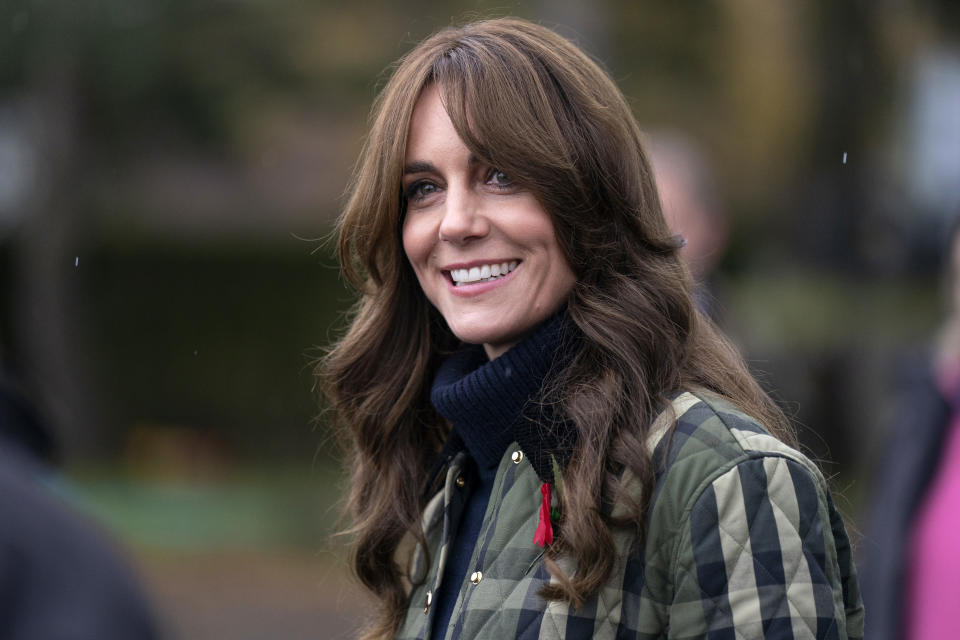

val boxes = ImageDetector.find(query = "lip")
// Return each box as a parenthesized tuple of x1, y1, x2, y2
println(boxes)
(443, 260, 521, 296)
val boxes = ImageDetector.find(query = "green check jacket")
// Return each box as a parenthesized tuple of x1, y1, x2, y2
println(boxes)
(396, 392, 864, 639)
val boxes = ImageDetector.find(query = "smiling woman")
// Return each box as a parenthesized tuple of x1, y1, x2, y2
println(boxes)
(319, 17, 863, 640)
(401, 85, 576, 359)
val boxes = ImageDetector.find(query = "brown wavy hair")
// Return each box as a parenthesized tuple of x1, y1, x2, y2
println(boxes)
(319, 17, 794, 640)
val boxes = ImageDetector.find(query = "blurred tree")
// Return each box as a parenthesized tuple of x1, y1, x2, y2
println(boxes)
(3, 2, 90, 454)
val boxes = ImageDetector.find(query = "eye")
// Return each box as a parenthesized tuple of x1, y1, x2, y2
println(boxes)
(486, 168, 513, 188)
(405, 180, 438, 203)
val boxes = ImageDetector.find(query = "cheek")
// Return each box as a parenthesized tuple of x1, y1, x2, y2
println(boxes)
(401, 217, 438, 302)
(540, 225, 576, 294)
(546, 250, 576, 298)
(509, 206, 554, 238)
(401, 218, 425, 267)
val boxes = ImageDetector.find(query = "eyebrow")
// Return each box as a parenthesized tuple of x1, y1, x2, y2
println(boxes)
(403, 161, 436, 176)
(403, 155, 482, 176)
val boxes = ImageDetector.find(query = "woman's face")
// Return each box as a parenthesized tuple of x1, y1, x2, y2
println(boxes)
(401, 86, 576, 359)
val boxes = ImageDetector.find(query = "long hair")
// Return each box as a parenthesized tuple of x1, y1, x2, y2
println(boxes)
(319, 17, 793, 639)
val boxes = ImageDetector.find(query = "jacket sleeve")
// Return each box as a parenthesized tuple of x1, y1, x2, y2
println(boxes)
(666, 455, 864, 640)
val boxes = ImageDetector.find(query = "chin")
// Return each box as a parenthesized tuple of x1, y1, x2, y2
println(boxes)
(448, 322, 516, 348)
(453, 329, 511, 347)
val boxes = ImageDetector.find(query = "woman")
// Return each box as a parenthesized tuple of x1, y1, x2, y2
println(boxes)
(861, 218, 960, 640)
(321, 18, 863, 640)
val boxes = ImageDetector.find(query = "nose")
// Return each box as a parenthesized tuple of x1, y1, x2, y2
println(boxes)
(438, 186, 488, 244)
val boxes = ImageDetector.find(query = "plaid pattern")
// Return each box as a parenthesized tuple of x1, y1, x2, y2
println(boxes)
(396, 392, 864, 639)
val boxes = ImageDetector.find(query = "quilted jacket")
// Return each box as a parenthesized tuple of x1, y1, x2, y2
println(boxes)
(396, 391, 865, 639)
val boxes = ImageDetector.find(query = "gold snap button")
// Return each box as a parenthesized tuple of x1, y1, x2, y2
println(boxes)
(423, 590, 433, 614)
(470, 571, 483, 585)
(455, 475, 466, 488)
(511, 450, 523, 464)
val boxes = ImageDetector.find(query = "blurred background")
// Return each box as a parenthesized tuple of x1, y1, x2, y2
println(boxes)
(1, 0, 959, 638)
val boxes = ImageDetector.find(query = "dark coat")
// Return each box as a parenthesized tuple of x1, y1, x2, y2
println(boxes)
(0, 438, 159, 639)
(860, 357, 952, 640)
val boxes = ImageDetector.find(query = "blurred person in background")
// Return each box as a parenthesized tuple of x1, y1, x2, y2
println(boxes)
(321, 18, 863, 640)
(646, 130, 729, 317)
(861, 218, 960, 640)
(0, 368, 159, 640)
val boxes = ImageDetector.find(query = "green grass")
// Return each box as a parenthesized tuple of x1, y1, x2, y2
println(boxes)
(64, 464, 347, 552)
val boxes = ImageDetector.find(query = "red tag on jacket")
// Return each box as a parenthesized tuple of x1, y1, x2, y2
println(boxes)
(533, 482, 554, 547)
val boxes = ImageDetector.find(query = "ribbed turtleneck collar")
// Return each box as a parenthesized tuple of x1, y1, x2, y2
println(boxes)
(430, 310, 578, 483)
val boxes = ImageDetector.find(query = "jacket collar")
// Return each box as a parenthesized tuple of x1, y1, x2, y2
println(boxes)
(429, 310, 578, 485)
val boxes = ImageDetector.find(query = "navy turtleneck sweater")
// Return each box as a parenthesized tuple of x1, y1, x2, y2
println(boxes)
(428, 311, 577, 635)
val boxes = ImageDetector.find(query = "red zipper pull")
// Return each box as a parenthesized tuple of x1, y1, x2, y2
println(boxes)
(533, 482, 554, 547)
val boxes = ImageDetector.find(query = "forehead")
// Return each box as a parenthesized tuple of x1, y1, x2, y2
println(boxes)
(404, 85, 468, 163)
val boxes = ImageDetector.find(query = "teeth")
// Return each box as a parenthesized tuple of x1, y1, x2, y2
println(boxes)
(451, 261, 519, 285)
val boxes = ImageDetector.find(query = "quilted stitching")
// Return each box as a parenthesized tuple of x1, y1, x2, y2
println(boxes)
(396, 394, 863, 639)
(682, 458, 841, 638)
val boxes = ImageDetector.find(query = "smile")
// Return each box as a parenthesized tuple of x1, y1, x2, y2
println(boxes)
(450, 261, 519, 286)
